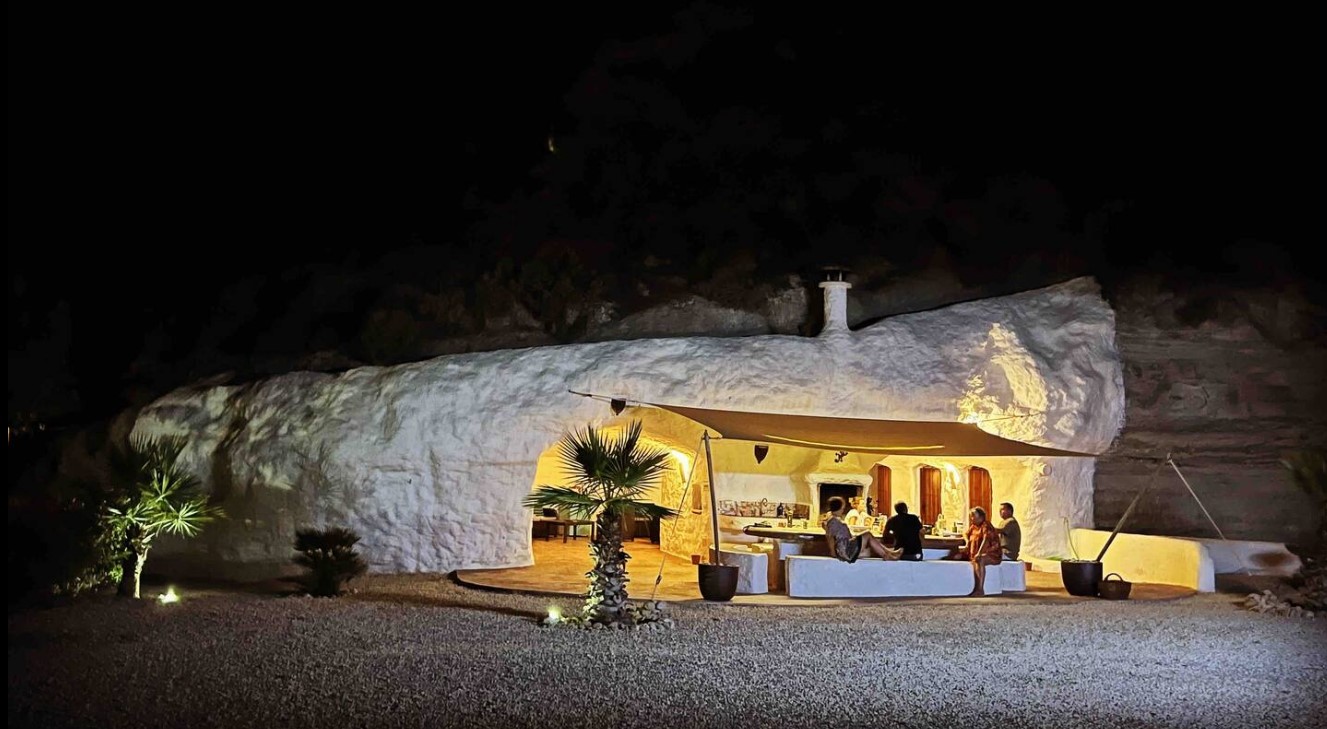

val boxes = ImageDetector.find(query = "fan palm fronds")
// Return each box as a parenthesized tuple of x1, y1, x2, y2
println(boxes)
(522, 420, 679, 625)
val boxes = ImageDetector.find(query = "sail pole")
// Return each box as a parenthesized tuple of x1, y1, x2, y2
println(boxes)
(703, 431, 721, 564)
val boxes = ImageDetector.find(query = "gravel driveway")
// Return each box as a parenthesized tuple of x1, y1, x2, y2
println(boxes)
(8, 574, 1326, 729)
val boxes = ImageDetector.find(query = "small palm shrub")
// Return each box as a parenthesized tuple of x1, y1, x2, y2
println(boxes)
(291, 527, 368, 597)
(106, 435, 223, 598)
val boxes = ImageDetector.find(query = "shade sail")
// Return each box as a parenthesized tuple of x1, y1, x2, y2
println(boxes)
(638, 400, 1098, 458)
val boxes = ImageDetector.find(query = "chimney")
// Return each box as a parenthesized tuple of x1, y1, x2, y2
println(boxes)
(818, 267, 851, 335)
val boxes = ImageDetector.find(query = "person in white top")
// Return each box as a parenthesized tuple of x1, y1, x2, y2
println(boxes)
(823, 496, 901, 563)
(844, 496, 866, 526)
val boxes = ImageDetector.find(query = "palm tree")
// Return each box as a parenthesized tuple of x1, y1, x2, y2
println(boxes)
(523, 421, 678, 625)
(106, 435, 224, 598)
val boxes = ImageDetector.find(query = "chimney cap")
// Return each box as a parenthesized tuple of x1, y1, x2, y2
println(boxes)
(819, 264, 851, 282)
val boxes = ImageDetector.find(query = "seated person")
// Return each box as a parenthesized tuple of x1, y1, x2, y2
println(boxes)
(823, 496, 900, 563)
(996, 501, 1022, 560)
(945, 506, 1003, 596)
(844, 496, 866, 526)
(884, 501, 924, 561)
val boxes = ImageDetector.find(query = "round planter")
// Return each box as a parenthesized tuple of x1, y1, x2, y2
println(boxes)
(698, 563, 739, 602)
(1061, 559, 1103, 597)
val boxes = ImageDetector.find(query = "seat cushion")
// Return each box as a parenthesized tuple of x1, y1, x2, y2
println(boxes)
(786, 556, 975, 598)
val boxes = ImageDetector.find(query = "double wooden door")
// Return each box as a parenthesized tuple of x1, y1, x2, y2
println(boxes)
(918, 465, 992, 526)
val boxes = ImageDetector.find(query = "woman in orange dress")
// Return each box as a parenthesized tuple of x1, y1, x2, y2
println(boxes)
(949, 506, 1002, 595)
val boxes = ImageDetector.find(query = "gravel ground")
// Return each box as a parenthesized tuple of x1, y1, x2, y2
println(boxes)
(8, 574, 1327, 729)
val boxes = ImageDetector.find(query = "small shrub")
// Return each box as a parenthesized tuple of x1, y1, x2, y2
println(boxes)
(105, 435, 222, 598)
(10, 482, 125, 600)
(358, 308, 425, 365)
(1283, 449, 1326, 547)
(291, 527, 368, 597)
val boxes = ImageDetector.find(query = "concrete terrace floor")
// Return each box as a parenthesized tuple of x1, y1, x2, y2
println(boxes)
(454, 537, 1198, 604)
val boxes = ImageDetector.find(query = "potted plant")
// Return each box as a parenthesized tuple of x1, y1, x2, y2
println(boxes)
(697, 433, 738, 601)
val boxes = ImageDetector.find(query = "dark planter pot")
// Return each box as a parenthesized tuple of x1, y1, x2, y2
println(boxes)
(1099, 572, 1132, 600)
(698, 563, 739, 602)
(1061, 559, 1103, 597)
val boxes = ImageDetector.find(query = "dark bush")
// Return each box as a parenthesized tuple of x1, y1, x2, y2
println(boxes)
(291, 527, 368, 597)
(8, 478, 126, 604)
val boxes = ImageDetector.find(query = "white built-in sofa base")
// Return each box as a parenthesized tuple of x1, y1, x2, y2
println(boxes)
(710, 544, 770, 595)
(785, 555, 1027, 598)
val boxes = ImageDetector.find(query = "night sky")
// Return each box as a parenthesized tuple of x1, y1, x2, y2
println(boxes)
(8, 4, 1315, 426)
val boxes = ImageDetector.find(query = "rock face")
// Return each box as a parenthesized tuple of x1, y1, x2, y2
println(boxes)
(131, 277, 1124, 579)
(1093, 276, 1327, 549)
(586, 295, 770, 341)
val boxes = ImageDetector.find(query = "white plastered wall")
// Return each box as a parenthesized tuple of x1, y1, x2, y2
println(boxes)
(132, 277, 1123, 578)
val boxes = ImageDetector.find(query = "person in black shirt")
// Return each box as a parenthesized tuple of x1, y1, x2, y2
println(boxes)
(884, 502, 925, 561)
(823, 496, 900, 563)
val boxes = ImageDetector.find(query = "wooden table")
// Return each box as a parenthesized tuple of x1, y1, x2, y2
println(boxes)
(532, 517, 596, 543)
(741, 524, 966, 550)
(742, 525, 968, 592)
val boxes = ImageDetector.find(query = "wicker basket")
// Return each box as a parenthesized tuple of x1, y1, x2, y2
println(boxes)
(1098, 572, 1132, 600)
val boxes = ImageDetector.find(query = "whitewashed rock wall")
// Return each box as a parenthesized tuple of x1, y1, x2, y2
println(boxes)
(132, 277, 1124, 578)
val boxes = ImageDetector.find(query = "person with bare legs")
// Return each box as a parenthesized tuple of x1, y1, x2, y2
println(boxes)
(823, 496, 901, 562)
(946, 506, 1002, 595)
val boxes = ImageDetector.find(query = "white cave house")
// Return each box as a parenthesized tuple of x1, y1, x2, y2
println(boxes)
(131, 275, 1125, 580)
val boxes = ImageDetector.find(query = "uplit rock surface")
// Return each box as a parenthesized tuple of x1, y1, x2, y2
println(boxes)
(1094, 276, 1327, 547)
(132, 277, 1123, 578)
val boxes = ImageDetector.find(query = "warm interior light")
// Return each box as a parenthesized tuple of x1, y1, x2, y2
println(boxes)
(671, 450, 692, 479)
(762, 435, 944, 451)
(158, 586, 180, 604)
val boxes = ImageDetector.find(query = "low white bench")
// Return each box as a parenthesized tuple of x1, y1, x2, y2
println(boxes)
(710, 544, 770, 595)
(786, 556, 1026, 598)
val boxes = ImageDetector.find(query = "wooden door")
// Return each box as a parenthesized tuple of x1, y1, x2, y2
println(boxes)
(919, 466, 941, 526)
(968, 467, 992, 519)
(872, 465, 892, 517)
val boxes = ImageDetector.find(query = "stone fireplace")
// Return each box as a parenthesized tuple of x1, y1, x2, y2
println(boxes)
(805, 471, 874, 516)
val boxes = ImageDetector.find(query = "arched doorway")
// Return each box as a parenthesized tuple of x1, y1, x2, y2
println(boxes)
(871, 464, 891, 518)
(968, 466, 992, 518)
(918, 465, 942, 527)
